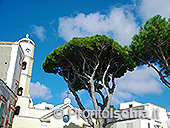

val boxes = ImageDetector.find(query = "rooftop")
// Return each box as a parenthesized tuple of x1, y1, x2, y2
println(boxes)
(0, 41, 14, 44)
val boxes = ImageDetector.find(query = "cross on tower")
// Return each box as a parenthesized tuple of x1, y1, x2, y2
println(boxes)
(66, 91, 70, 98)
(26, 33, 29, 38)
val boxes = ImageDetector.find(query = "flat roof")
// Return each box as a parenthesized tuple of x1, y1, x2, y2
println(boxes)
(0, 41, 14, 44)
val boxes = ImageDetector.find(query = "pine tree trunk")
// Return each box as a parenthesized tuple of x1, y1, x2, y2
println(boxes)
(98, 118, 107, 128)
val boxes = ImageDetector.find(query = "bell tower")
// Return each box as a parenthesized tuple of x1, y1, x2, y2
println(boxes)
(18, 34, 35, 97)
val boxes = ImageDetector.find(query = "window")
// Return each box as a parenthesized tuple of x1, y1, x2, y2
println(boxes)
(154, 125, 160, 128)
(0, 101, 5, 126)
(127, 123, 133, 128)
(129, 104, 133, 108)
(17, 87, 23, 96)
(22, 62, 27, 70)
(148, 123, 150, 128)
(14, 81, 19, 94)
(45, 107, 50, 110)
(9, 110, 14, 125)
(14, 106, 20, 115)
(19, 56, 23, 65)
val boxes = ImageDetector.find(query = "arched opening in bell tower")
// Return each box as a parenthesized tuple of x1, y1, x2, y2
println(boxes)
(22, 62, 27, 70)
(17, 87, 23, 96)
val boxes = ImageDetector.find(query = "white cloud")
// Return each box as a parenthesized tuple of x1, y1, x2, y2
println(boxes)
(30, 25, 47, 41)
(111, 89, 134, 105)
(49, 19, 58, 37)
(29, 82, 52, 100)
(60, 90, 87, 106)
(114, 90, 133, 100)
(84, 99, 93, 108)
(138, 0, 170, 21)
(58, 6, 139, 45)
(58, 0, 170, 45)
(111, 65, 163, 105)
(117, 66, 163, 95)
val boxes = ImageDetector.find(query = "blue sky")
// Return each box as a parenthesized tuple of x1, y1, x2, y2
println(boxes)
(0, 0, 170, 111)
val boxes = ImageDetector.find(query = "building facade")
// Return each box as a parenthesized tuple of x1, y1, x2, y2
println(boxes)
(0, 79, 17, 128)
(167, 112, 170, 128)
(13, 98, 90, 128)
(107, 101, 169, 128)
(0, 39, 25, 128)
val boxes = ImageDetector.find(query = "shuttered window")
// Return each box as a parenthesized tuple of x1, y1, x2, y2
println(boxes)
(0, 102, 5, 126)
(9, 110, 14, 125)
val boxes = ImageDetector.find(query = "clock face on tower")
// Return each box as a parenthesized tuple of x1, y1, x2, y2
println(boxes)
(25, 48, 32, 54)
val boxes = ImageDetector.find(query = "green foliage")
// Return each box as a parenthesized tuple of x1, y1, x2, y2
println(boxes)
(109, 105, 117, 110)
(43, 35, 135, 91)
(130, 15, 170, 76)
(63, 122, 82, 128)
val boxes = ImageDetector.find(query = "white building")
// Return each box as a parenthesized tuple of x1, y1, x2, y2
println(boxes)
(167, 112, 170, 128)
(0, 40, 24, 91)
(13, 97, 91, 128)
(107, 101, 169, 128)
(0, 38, 25, 127)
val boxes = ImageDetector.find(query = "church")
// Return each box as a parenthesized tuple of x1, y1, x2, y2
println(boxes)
(0, 35, 90, 128)
(12, 35, 91, 128)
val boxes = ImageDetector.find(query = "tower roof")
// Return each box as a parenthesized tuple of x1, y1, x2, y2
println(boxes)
(18, 34, 35, 46)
